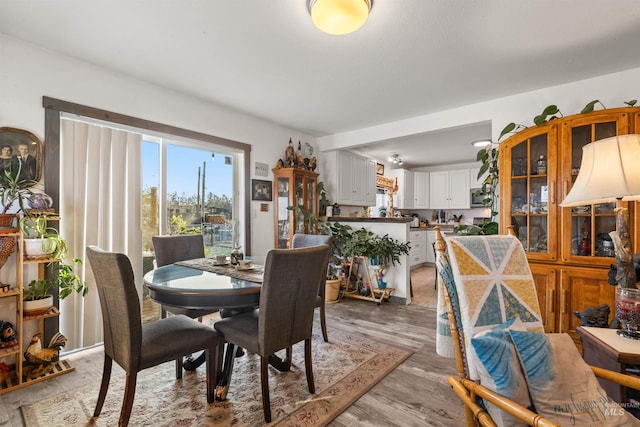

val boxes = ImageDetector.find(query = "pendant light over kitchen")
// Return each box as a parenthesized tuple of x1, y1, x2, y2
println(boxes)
(308, 0, 373, 35)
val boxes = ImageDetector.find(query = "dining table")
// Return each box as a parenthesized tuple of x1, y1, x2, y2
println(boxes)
(143, 257, 291, 400)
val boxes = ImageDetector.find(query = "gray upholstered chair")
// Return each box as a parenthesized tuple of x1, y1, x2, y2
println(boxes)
(152, 234, 216, 320)
(86, 246, 222, 427)
(214, 244, 330, 422)
(291, 233, 333, 342)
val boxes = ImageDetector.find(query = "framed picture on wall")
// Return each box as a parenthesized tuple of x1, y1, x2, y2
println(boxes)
(251, 179, 272, 201)
(0, 127, 43, 185)
(376, 163, 384, 175)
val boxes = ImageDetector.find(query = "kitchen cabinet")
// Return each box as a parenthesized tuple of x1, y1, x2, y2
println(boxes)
(469, 167, 488, 189)
(322, 150, 375, 207)
(408, 230, 427, 267)
(391, 169, 414, 209)
(425, 230, 436, 263)
(413, 172, 429, 209)
(0, 221, 74, 394)
(365, 158, 377, 206)
(273, 168, 318, 249)
(499, 107, 640, 339)
(429, 169, 470, 209)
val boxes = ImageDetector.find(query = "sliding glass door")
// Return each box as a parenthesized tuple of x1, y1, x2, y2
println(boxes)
(142, 138, 237, 265)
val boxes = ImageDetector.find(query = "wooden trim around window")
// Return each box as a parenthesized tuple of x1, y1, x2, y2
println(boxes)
(42, 96, 253, 255)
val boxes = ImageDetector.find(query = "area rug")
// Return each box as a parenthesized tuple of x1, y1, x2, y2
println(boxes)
(21, 328, 411, 426)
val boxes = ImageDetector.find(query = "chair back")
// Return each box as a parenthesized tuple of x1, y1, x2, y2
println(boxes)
(152, 234, 205, 267)
(291, 234, 333, 296)
(86, 246, 142, 373)
(258, 245, 330, 356)
(434, 228, 544, 380)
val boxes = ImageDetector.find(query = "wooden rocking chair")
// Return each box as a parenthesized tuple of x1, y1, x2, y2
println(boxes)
(434, 226, 640, 427)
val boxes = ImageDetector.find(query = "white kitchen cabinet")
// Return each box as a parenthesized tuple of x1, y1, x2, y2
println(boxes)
(469, 167, 488, 189)
(391, 168, 414, 209)
(425, 230, 436, 263)
(323, 150, 376, 206)
(408, 230, 427, 267)
(429, 169, 470, 209)
(413, 171, 429, 209)
(365, 158, 377, 206)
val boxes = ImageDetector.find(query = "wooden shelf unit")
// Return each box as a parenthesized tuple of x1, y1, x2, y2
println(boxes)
(0, 220, 74, 394)
(344, 256, 394, 305)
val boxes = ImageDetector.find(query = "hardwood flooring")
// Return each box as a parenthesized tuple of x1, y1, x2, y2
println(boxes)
(0, 263, 464, 426)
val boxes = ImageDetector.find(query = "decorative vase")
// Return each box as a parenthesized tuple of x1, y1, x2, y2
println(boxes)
(325, 279, 340, 302)
(615, 287, 640, 339)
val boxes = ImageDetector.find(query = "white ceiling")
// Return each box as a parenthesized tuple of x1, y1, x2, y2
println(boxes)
(2, 1, 640, 167)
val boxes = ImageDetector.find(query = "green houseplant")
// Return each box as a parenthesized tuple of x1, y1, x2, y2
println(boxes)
(0, 162, 35, 225)
(19, 215, 68, 260)
(23, 258, 88, 314)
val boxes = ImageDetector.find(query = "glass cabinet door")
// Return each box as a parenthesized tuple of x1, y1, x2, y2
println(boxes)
(277, 176, 291, 248)
(273, 168, 319, 249)
(501, 125, 557, 262)
(560, 112, 629, 265)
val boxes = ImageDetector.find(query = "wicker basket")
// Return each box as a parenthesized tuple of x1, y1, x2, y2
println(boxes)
(0, 236, 16, 271)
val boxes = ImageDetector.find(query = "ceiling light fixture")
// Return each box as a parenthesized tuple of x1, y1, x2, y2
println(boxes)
(471, 139, 492, 147)
(388, 153, 403, 165)
(308, 0, 373, 35)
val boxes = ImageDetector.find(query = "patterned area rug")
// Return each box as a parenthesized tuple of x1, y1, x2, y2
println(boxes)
(21, 328, 411, 426)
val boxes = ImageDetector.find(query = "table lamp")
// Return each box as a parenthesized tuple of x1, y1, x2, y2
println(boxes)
(560, 134, 640, 337)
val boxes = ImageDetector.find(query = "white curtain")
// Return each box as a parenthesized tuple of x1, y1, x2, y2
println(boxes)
(59, 119, 142, 350)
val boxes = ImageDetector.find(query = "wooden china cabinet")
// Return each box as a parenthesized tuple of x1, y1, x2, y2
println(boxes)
(272, 168, 318, 249)
(499, 107, 640, 343)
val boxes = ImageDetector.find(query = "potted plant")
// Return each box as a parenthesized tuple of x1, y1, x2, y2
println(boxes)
(19, 215, 68, 259)
(0, 162, 36, 229)
(368, 234, 410, 267)
(23, 258, 87, 315)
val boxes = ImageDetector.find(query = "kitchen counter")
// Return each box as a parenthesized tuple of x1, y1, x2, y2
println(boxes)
(328, 216, 413, 223)
(326, 217, 411, 304)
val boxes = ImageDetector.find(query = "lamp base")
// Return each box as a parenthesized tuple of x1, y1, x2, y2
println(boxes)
(610, 205, 637, 289)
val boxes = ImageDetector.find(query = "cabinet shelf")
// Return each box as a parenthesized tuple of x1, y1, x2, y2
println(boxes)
(23, 306, 60, 321)
(0, 288, 20, 298)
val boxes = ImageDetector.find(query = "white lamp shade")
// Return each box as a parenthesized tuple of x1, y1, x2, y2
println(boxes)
(561, 134, 640, 207)
(309, 0, 371, 35)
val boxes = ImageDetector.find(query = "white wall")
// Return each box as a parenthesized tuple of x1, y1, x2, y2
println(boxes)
(0, 35, 317, 259)
(317, 67, 640, 150)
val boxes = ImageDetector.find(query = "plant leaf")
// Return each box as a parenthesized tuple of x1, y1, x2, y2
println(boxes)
(542, 105, 559, 115)
(476, 148, 487, 161)
(533, 114, 546, 126)
(625, 99, 637, 106)
(580, 100, 599, 114)
(499, 122, 516, 141)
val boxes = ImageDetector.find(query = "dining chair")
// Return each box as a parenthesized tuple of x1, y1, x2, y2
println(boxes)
(86, 246, 222, 427)
(214, 244, 330, 422)
(152, 234, 216, 320)
(291, 233, 333, 342)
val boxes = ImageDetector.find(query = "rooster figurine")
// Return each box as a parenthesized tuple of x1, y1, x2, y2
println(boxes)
(24, 332, 67, 374)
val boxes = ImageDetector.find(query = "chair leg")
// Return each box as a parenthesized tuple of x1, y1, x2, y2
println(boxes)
(319, 304, 328, 342)
(176, 356, 183, 379)
(119, 372, 137, 427)
(260, 356, 271, 423)
(205, 344, 219, 403)
(94, 354, 113, 417)
(304, 338, 315, 394)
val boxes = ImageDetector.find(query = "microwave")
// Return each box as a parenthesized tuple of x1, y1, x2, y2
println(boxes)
(470, 188, 485, 208)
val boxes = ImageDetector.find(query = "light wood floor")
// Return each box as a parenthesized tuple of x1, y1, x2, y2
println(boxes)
(0, 263, 464, 426)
